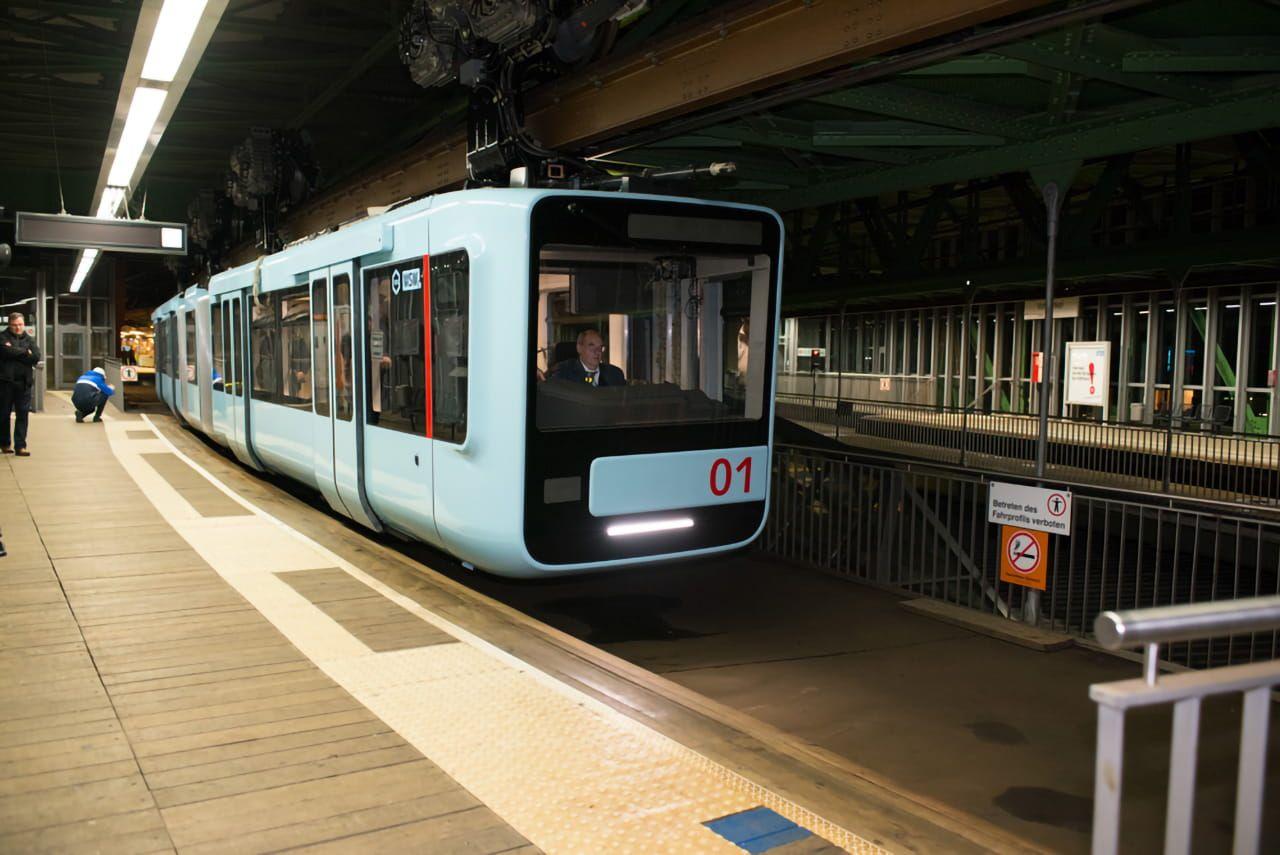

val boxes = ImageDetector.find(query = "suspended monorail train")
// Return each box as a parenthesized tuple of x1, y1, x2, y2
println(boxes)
(153, 189, 783, 576)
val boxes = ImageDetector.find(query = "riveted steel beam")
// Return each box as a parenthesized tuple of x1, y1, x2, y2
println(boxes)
(996, 38, 1222, 104)
(812, 83, 1040, 140)
(812, 120, 1006, 147)
(270, 0, 1051, 244)
(525, 0, 1049, 148)
(741, 86, 1280, 211)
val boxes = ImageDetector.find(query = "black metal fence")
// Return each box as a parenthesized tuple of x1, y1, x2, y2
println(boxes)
(763, 443, 1280, 668)
(776, 394, 1280, 508)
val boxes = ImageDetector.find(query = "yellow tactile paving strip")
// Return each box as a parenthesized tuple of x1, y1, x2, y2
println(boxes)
(106, 417, 888, 855)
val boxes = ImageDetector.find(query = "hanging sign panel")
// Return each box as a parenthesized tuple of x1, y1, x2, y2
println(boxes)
(1064, 341, 1110, 408)
(1024, 297, 1080, 320)
(16, 212, 187, 255)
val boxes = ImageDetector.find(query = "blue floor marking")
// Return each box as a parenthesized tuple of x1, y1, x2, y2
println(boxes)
(704, 806, 813, 853)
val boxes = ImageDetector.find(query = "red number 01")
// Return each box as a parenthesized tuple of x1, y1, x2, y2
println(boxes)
(709, 457, 753, 496)
(710, 458, 732, 496)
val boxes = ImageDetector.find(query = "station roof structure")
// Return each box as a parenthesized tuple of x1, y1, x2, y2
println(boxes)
(2, 0, 1278, 307)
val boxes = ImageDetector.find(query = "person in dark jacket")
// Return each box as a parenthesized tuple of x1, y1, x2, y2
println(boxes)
(550, 329, 626, 387)
(72, 367, 115, 423)
(0, 312, 40, 456)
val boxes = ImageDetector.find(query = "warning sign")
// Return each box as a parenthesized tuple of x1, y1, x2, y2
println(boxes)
(121, 365, 138, 382)
(1000, 526, 1048, 590)
(988, 482, 1072, 534)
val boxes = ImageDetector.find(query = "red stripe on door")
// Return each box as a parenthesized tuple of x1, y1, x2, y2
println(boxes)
(422, 254, 433, 438)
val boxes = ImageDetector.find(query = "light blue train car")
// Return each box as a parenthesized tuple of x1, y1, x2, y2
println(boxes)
(152, 188, 783, 576)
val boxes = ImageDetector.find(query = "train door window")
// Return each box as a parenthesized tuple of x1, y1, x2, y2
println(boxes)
(333, 274, 353, 421)
(231, 299, 244, 397)
(431, 251, 469, 444)
(279, 288, 312, 408)
(155, 320, 164, 375)
(211, 302, 224, 391)
(363, 260, 425, 434)
(312, 279, 330, 417)
(184, 312, 196, 383)
(251, 292, 280, 402)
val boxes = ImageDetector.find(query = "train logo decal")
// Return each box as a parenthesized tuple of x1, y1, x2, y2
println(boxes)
(392, 267, 422, 296)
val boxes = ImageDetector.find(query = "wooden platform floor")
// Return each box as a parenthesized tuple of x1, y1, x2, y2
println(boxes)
(0, 398, 535, 854)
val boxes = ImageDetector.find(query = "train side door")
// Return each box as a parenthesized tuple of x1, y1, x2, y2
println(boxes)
(308, 270, 347, 517)
(223, 294, 261, 470)
(328, 264, 379, 529)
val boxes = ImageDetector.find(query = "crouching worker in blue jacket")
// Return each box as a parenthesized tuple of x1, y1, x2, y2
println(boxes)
(73, 367, 115, 423)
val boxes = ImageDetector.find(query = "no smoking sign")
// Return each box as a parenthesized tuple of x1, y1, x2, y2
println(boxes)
(999, 526, 1048, 590)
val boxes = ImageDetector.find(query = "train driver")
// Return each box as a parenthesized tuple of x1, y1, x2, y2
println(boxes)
(550, 329, 625, 387)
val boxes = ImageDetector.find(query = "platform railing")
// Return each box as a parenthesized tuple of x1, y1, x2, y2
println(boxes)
(764, 443, 1280, 669)
(775, 394, 1280, 507)
(1089, 598, 1280, 855)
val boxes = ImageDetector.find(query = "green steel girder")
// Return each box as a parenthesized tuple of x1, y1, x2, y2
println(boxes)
(698, 121, 917, 164)
(995, 39, 1221, 105)
(902, 53, 1033, 77)
(784, 224, 1280, 310)
(737, 86, 1280, 212)
(812, 120, 1005, 147)
(812, 83, 1040, 141)
(1123, 48, 1280, 73)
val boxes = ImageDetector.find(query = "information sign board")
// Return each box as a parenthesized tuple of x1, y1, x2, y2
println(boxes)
(1064, 341, 1110, 414)
(988, 482, 1072, 534)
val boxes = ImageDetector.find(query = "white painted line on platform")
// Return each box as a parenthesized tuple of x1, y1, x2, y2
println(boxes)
(104, 416, 882, 854)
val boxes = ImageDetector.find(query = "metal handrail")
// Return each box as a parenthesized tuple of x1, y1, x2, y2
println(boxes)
(1095, 597, 1280, 649)
(1095, 596, 1280, 686)
(1087, 597, 1280, 855)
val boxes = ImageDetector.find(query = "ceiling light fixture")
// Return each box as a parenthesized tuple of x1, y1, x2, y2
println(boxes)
(141, 0, 210, 82)
(107, 86, 167, 187)
(70, 249, 100, 293)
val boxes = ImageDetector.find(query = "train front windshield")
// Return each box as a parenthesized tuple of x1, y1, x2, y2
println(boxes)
(526, 195, 781, 566)
(534, 204, 774, 431)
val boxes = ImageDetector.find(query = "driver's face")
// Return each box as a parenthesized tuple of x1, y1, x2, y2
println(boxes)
(577, 334, 603, 369)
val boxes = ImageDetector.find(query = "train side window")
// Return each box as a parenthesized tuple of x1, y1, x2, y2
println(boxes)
(231, 299, 244, 397)
(184, 312, 196, 383)
(363, 260, 426, 435)
(211, 302, 224, 391)
(251, 292, 280, 402)
(333, 274, 353, 421)
(312, 279, 329, 417)
(155, 320, 164, 375)
(279, 288, 312, 408)
(431, 251, 469, 444)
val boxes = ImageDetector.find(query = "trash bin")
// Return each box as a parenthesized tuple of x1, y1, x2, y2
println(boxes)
(1129, 402, 1144, 422)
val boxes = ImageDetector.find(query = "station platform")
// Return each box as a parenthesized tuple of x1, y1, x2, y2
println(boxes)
(1, 396, 1029, 855)
(4, 396, 1275, 853)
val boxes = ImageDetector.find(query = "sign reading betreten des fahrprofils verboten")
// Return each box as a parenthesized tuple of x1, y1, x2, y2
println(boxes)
(987, 482, 1073, 535)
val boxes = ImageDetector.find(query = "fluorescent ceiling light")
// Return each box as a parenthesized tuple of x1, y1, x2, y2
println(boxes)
(606, 517, 694, 537)
(70, 249, 100, 294)
(141, 0, 209, 82)
(96, 186, 127, 219)
(107, 86, 167, 187)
